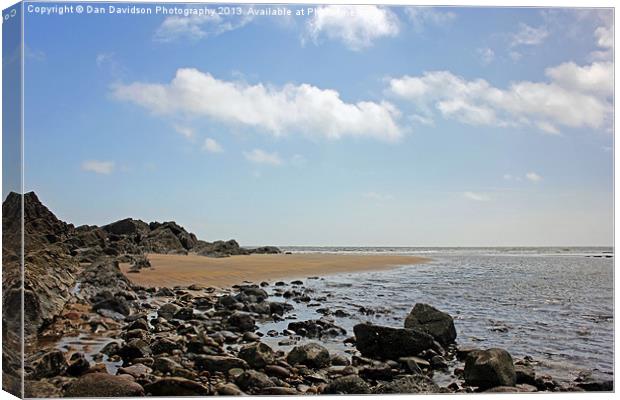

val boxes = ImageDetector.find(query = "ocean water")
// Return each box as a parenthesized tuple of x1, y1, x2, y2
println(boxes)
(259, 247, 614, 385)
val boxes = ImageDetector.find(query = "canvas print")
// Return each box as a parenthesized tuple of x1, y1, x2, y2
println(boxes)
(1, 1, 615, 398)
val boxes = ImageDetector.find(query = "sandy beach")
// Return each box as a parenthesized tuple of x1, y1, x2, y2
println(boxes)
(120, 253, 429, 288)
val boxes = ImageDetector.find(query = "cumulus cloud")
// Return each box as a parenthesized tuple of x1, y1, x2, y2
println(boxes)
(81, 160, 115, 175)
(405, 7, 456, 30)
(113, 68, 402, 141)
(591, 25, 613, 60)
(155, 12, 253, 42)
(463, 192, 490, 202)
(525, 172, 543, 182)
(203, 138, 223, 153)
(387, 60, 613, 134)
(243, 149, 282, 166)
(511, 23, 549, 46)
(305, 5, 399, 51)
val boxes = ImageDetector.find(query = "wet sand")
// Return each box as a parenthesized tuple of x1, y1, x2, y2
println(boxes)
(120, 253, 429, 288)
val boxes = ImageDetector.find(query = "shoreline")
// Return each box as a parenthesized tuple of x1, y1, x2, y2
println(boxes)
(119, 253, 431, 288)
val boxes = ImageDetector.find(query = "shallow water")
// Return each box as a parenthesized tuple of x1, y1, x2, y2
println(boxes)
(259, 249, 614, 385)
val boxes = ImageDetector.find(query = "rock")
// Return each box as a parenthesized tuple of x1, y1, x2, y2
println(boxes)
(515, 364, 536, 385)
(217, 383, 245, 395)
(144, 377, 210, 396)
(288, 319, 346, 338)
(330, 354, 350, 366)
(323, 375, 371, 394)
(235, 370, 274, 392)
(157, 303, 181, 320)
(251, 246, 281, 254)
(260, 387, 299, 395)
(404, 303, 457, 346)
(64, 373, 145, 397)
(228, 311, 256, 332)
(117, 339, 152, 360)
(575, 370, 613, 391)
(102, 218, 149, 236)
(238, 342, 275, 369)
(151, 338, 181, 355)
(66, 353, 90, 377)
(264, 365, 291, 379)
(287, 343, 330, 369)
(431, 355, 449, 370)
(373, 374, 440, 394)
(195, 355, 249, 372)
(153, 357, 182, 373)
(30, 350, 68, 379)
(464, 348, 516, 389)
(173, 307, 194, 320)
(353, 323, 435, 360)
(118, 363, 151, 379)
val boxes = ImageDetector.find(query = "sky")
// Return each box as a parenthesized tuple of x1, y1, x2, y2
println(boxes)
(15, 3, 614, 246)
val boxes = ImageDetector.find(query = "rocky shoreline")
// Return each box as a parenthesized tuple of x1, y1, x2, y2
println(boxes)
(2, 192, 614, 396)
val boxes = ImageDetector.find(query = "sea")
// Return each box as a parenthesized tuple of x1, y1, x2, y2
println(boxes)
(257, 246, 614, 386)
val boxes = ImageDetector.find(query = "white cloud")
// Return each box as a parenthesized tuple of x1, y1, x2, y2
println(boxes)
(387, 60, 613, 134)
(405, 7, 456, 30)
(545, 61, 613, 97)
(305, 5, 399, 51)
(525, 172, 543, 182)
(463, 191, 490, 202)
(477, 47, 495, 65)
(155, 12, 253, 42)
(173, 125, 194, 139)
(511, 23, 549, 46)
(243, 149, 282, 166)
(113, 68, 402, 142)
(595, 26, 613, 48)
(203, 138, 223, 153)
(364, 192, 394, 201)
(81, 160, 115, 175)
(509, 51, 522, 61)
(503, 174, 513, 180)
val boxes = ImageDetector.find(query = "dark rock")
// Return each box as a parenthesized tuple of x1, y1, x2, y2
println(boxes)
(323, 375, 371, 394)
(515, 364, 536, 385)
(404, 303, 457, 346)
(287, 343, 330, 369)
(153, 357, 182, 373)
(353, 323, 435, 360)
(238, 342, 275, 369)
(228, 311, 256, 332)
(373, 374, 440, 394)
(260, 387, 298, 395)
(464, 348, 516, 389)
(288, 319, 346, 338)
(217, 383, 245, 395)
(235, 370, 274, 392)
(151, 338, 181, 355)
(118, 363, 152, 379)
(117, 338, 152, 360)
(264, 365, 291, 379)
(157, 303, 180, 320)
(195, 355, 249, 372)
(64, 373, 145, 397)
(575, 370, 613, 391)
(66, 353, 90, 377)
(30, 350, 67, 379)
(144, 377, 210, 396)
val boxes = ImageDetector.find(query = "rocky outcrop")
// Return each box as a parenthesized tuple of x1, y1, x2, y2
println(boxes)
(353, 323, 435, 360)
(404, 303, 457, 346)
(464, 348, 517, 389)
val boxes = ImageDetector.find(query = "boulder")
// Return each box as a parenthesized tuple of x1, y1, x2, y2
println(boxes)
(235, 370, 274, 392)
(404, 303, 457, 345)
(323, 375, 371, 394)
(30, 350, 68, 379)
(144, 377, 210, 396)
(228, 311, 256, 332)
(464, 348, 516, 389)
(102, 218, 149, 236)
(195, 355, 249, 372)
(64, 373, 145, 397)
(353, 323, 435, 360)
(373, 374, 440, 394)
(287, 343, 330, 369)
(238, 342, 275, 369)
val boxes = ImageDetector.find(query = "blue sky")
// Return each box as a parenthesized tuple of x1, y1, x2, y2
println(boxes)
(19, 3, 613, 246)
